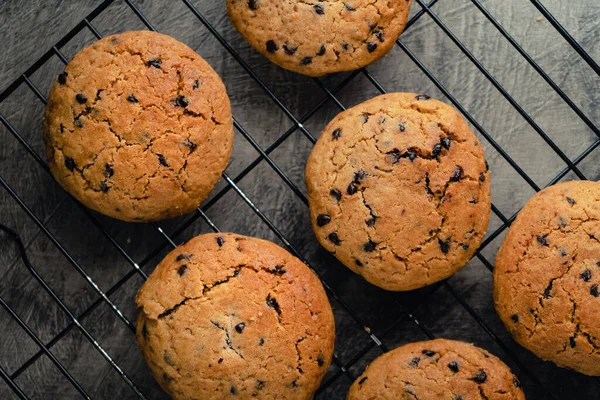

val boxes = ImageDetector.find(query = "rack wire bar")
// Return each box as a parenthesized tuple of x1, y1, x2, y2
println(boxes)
(1, 0, 599, 398)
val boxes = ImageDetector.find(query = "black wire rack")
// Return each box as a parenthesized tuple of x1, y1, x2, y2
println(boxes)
(1, 0, 599, 399)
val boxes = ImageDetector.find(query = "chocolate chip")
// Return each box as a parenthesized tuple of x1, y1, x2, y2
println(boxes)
(438, 238, 450, 254)
(177, 265, 188, 276)
(471, 370, 487, 383)
(462, 244, 470, 250)
(537, 235, 548, 246)
(415, 94, 430, 100)
(157, 154, 169, 167)
(64, 157, 76, 171)
(355, 259, 363, 267)
(362, 114, 369, 123)
(174, 96, 188, 107)
(479, 173, 486, 183)
(313, 4, 324, 14)
(273, 265, 286, 275)
(570, 336, 577, 348)
(235, 322, 245, 333)
(301, 56, 313, 65)
(328, 232, 341, 245)
(317, 214, 331, 227)
(266, 294, 281, 314)
(511, 314, 519, 323)
(560, 248, 567, 257)
(450, 166, 463, 182)
(74, 117, 84, 128)
(513, 377, 521, 388)
(104, 164, 114, 178)
(342, 43, 349, 51)
(544, 282, 553, 298)
(567, 197, 576, 205)
(363, 240, 376, 252)
(248, 0, 258, 10)
(345, 4, 356, 11)
(366, 42, 377, 52)
(432, 144, 442, 157)
(290, 379, 298, 388)
(347, 183, 358, 195)
(332, 128, 341, 139)
(230, 386, 236, 395)
(100, 181, 109, 192)
(256, 380, 264, 390)
(317, 45, 326, 56)
(218, 358, 223, 363)
(193, 80, 200, 89)
(176, 253, 191, 262)
(266, 40, 278, 53)
(330, 189, 342, 200)
(317, 355, 324, 367)
(408, 357, 420, 367)
(127, 94, 138, 103)
(163, 373, 174, 383)
(216, 236, 225, 246)
(375, 31, 384, 42)
(448, 361, 459, 373)
(422, 350, 436, 357)
(441, 137, 451, 149)
(147, 58, 162, 68)
(75, 93, 87, 104)
(404, 149, 417, 162)
(591, 285, 599, 297)
(366, 216, 376, 227)
(581, 269, 592, 281)
(358, 376, 368, 385)
(354, 170, 367, 183)
(399, 123, 406, 132)
(259, 338, 265, 346)
(283, 44, 297, 55)
(58, 72, 68, 85)
(183, 138, 197, 153)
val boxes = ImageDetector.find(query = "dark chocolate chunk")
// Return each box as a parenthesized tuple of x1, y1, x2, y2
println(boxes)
(332, 128, 341, 139)
(248, 0, 258, 10)
(259, 338, 265, 346)
(537, 235, 548, 246)
(64, 157, 76, 171)
(174, 96, 189, 107)
(58, 72, 68, 85)
(448, 361, 459, 373)
(347, 183, 358, 195)
(345, 4, 356, 11)
(366, 42, 377, 52)
(591, 285, 599, 297)
(74, 117, 83, 128)
(353, 170, 367, 183)
(399, 123, 406, 132)
(216, 236, 225, 246)
(266, 294, 281, 314)
(328, 232, 341, 245)
(183, 138, 197, 153)
(415, 94, 430, 100)
(317, 355, 324, 367)
(438, 238, 450, 254)
(570, 336, 577, 348)
(375, 30, 384, 42)
(301, 56, 313, 65)
(567, 196, 576, 205)
(273, 265, 286, 275)
(313, 4, 324, 14)
(317, 214, 331, 227)
(342, 43, 349, 51)
(366, 216, 376, 227)
(449, 166, 463, 182)
(355, 259, 363, 267)
(330, 189, 342, 201)
(358, 376, 368, 385)
(432, 144, 442, 157)
(176, 253, 191, 262)
(471, 370, 487, 384)
(177, 265, 188, 276)
(230, 385, 236, 395)
(511, 314, 519, 323)
(157, 154, 169, 167)
(363, 240, 376, 252)
(147, 58, 162, 68)
(127, 94, 138, 103)
(291, 379, 298, 388)
(218, 358, 223, 363)
(317, 45, 326, 56)
(408, 357, 420, 367)
(256, 380, 264, 390)
(193, 80, 200, 89)
(235, 322, 245, 333)
(455, 396, 463, 400)
(266, 40, 278, 53)
(104, 164, 114, 178)
(283, 44, 297, 55)
(75, 93, 87, 104)
(422, 349, 436, 357)
(479, 173, 486, 183)
(404, 149, 417, 162)
(441, 137, 451, 149)
(100, 181, 109, 193)
(581, 269, 592, 281)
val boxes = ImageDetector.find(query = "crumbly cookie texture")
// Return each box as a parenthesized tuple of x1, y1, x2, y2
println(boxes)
(226, 0, 412, 76)
(43, 30, 233, 222)
(136, 233, 335, 400)
(347, 339, 525, 399)
(494, 180, 600, 376)
(306, 92, 491, 291)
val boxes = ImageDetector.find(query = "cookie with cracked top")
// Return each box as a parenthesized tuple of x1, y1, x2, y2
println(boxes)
(347, 339, 525, 399)
(306, 93, 491, 291)
(494, 180, 600, 376)
(43, 30, 233, 222)
(136, 233, 335, 399)
(226, 0, 412, 77)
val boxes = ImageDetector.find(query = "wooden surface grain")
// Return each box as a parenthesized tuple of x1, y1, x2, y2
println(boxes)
(0, 0, 599, 399)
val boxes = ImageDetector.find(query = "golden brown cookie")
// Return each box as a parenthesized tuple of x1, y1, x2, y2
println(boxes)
(347, 339, 525, 400)
(494, 180, 600, 376)
(43, 30, 233, 222)
(136, 233, 335, 399)
(226, 0, 412, 76)
(306, 93, 491, 291)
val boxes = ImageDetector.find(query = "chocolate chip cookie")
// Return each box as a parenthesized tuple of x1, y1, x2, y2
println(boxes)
(347, 339, 525, 399)
(43, 30, 233, 222)
(494, 180, 600, 376)
(306, 92, 491, 291)
(136, 233, 335, 399)
(226, 0, 412, 76)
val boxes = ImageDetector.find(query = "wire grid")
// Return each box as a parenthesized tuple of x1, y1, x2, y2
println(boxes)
(0, 0, 599, 398)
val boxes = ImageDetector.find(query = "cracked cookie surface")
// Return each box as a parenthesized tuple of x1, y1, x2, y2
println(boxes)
(226, 0, 412, 76)
(347, 339, 525, 399)
(136, 233, 335, 399)
(43, 30, 233, 222)
(306, 93, 491, 291)
(494, 180, 600, 376)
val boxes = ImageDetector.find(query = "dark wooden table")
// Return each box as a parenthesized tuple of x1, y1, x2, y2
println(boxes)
(1, 1, 599, 399)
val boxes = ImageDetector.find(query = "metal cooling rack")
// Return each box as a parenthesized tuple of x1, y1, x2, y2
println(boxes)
(1, 0, 599, 399)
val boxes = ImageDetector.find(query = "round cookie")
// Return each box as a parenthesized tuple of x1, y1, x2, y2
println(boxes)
(226, 0, 412, 77)
(136, 233, 335, 399)
(347, 339, 525, 399)
(494, 180, 600, 376)
(43, 30, 233, 222)
(305, 93, 491, 291)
